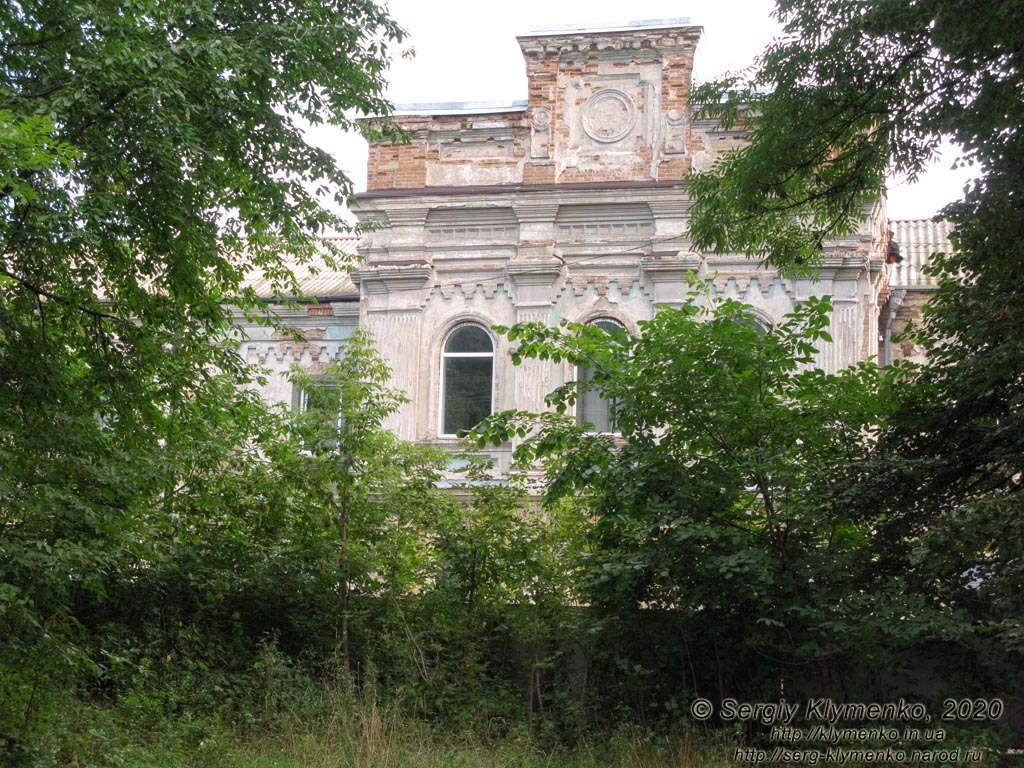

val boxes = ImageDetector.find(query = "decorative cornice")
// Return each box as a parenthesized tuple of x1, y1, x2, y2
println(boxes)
(517, 25, 700, 58)
(382, 208, 429, 227)
(641, 253, 702, 281)
(357, 179, 687, 201)
(353, 263, 432, 295)
(820, 253, 870, 281)
(505, 259, 564, 287)
(512, 202, 560, 224)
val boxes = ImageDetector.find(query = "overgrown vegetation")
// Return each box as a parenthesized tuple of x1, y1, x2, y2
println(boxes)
(2, 0, 1022, 764)
(474, 287, 965, 698)
(686, 0, 1024, 701)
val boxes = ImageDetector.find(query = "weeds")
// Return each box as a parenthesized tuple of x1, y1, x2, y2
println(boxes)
(8, 641, 741, 768)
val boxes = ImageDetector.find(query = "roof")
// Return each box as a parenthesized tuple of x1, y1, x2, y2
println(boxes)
(91, 236, 361, 303)
(889, 219, 954, 254)
(393, 100, 528, 117)
(520, 17, 694, 36)
(240, 236, 361, 300)
(888, 219, 954, 288)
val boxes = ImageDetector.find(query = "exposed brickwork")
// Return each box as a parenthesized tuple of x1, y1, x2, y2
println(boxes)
(365, 112, 530, 191)
(890, 291, 933, 364)
(523, 161, 556, 185)
(362, 23, 706, 192)
(365, 129, 431, 190)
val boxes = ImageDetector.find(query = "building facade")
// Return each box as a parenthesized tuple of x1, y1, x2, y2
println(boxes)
(237, 19, 946, 466)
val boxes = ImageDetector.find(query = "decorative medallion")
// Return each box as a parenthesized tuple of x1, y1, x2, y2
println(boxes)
(531, 107, 552, 159)
(664, 109, 687, 155)
(531, 106, 551, 131)
(582, 89, 637, 143)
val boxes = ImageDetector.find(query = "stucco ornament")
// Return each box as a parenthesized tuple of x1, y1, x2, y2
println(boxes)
(582, 89, 636, 143)
(532, 106, 552, 130)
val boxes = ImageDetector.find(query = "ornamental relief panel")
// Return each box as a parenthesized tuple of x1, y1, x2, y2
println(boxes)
(559, 73, 660, 181)
(530, 106, 552, 159)
(582, 89, 637, 143)
(664, 109, 687, 155)
(570, 77, 650, 148)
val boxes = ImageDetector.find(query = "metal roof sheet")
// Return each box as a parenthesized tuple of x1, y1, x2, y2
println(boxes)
(393, 100, 528, 116)
(889, 219, 955, 257)
(888, 219, 955, 288)
(240, 236, 361, 299)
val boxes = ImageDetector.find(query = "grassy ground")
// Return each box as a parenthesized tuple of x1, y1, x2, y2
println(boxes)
(230, 707, 739, 768)
(18, 690, 740, 768)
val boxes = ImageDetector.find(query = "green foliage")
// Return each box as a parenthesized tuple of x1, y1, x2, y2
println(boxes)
(4, 0, 1019, 752)
(282, 330, 452, 671)
(0, 111, 81, 207)
(688, 0, 1019, 275)
(687, 0, 1023, 680)
(410, 468, 582, 733)
(474, 284, 966, 699)
(1, 0, 405, 748)
(7, 659, 742, 768)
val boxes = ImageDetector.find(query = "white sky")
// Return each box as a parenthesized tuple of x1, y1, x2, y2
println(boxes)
(311, 0, 974, 221)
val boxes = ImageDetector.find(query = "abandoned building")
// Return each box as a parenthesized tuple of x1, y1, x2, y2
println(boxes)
(236, 18, 950, 467)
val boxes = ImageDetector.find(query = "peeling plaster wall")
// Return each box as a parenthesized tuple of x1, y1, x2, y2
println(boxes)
(232, 303, 360, 411)
(350, 21, 889, 458)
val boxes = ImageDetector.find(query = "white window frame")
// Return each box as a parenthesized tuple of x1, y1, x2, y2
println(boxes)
(745, 312, 772, 336)
(439, 323, 495, 438)
(293, 377, 345, 455)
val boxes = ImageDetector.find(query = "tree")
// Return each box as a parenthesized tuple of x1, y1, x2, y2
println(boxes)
(286, 330, 452, 675)
(687, 0, 1022, 683)
(417, 465, 581, 731)
(471, 290, 960, 706)
(285, 337, 579, 731)
(0, 0, 404, 742)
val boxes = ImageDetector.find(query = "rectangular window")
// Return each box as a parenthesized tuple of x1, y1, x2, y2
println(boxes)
(443, 356, 493, 434)
(293, 378, 344, 453)
(577, 364, 618, 434)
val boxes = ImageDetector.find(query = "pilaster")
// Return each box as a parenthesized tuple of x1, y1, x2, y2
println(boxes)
(641, 253, 702, 308)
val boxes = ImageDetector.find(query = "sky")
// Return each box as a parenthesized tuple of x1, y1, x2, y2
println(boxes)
(309, 0, 975, 221)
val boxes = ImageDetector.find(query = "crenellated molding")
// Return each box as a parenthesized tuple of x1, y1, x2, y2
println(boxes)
(244, 341, 342, 366)
(433, 280, 508, 303)
(709, 272, 791, 299)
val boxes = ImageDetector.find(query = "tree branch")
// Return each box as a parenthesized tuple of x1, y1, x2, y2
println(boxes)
(0, 267, 123, 322)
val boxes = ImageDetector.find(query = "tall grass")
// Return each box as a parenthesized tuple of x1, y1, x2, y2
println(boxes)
(9, 641, 741, 768)
(241, 704, 741, 768)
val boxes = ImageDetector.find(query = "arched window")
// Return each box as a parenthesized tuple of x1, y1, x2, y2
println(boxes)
(441, 323, 494, 436)
(744, 313, 771, 336)
(577, 319, 624, 434)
